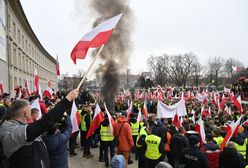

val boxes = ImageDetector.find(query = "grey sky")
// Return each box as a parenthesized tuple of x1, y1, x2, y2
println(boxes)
(20, 0, 248, 78)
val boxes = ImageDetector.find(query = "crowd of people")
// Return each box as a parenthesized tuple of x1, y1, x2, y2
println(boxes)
(0, 78, 248, 168)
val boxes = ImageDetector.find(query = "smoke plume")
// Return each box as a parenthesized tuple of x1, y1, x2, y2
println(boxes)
(89, 0, 134, 111)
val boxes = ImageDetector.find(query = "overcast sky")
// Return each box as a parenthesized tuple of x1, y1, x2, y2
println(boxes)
(20, 0, 248, 79)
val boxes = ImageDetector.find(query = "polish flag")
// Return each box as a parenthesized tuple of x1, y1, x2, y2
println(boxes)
(104, 103, 115, 136)
(25, 80, 31, 96)
(0, 83, 3, 95)
(172, 111, 182, 129)
(232, 66, 241, 72)
(43, 80, 53, 98)
(220, 115, 243, 150)
(34, 68, 39, 93)
(229, 92, 235, 103)
(70, 101, 79, 133)
(126, 100, 133, 118)
(56, 55, 60, 76)
(141, 100, 148, 117)
(195, 116, 206, 144)
(86, 103, 104, 139)
(234, 95, 243, 113)
(31, 98, 42, 119)
(71, 13, 123, 64)
(137, 110, 142, 123)
(220, 95, 226, 110)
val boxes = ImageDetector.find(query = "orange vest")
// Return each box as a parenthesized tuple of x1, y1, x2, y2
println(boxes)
(164, 132, 172, 151)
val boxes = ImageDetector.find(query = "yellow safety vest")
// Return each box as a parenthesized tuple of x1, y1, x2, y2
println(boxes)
(80, 112, 92, 131)
(136, 126, 147, 148)
(213, 136, 223, 146)
(100, 125, 114, 141)
(145, 134, 162, 160)
(131, 122, 139, 136)
(235, 139, 247, 159)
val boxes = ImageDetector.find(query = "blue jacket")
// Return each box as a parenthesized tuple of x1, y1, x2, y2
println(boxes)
(42, 116, 72, 168)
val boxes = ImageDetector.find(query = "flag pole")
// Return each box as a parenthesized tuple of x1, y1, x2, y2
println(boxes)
(76, 44, 104, 91)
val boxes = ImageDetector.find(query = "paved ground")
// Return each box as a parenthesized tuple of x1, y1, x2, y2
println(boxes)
(68, 146, 138, 168)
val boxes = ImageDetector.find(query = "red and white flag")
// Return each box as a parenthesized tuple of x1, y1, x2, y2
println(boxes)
(56, 55, 60, 76)
(195, 116, 206, 144)
(126, 100, 133, 118)
(141, 100, 148, 117)
(25, 79, 31, 96)
(234, 95, 243, 113)
(232, 66, 241, 72)
(34, 68, 39, 93)
(220, 95, 226, 110)
(172, 111, 182, 129)
(86, 103, 104, 139)
(31, 98, 42, 119)
(137, 110, 142, 123)
(70, 101, 79, 133)
(220, 115, 243, 150)
(104, 103, 115, 136)
(71, 13, 123, 64)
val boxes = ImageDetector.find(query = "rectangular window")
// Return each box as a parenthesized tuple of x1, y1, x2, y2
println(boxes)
(13, 22, 16, 37)
(22, 35, 24, 48)
(17, 29, 20, 43)
(13, 48, 17, 67)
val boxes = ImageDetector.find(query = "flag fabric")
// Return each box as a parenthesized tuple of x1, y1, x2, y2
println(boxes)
(196, 93, 207, 104)
(86, 103, 104, 139)
(31, 98, 42, 119)
(126, 100, 133, 118)
(232, 66, 241, 72)
(157, 99, 187, 118)
(0, 83, 3, 95)
(141, 100, 148, 117)
(224, 87, 231, 93)
(220, 115, 243, 150)
(104, 103, 114, 136)
(220, 95, 226, 110)
(70, 13, 123, 64)
(34, 68, 39, 93)
(172, 111, 182, 129)
(56, 55, 60, 76)
(25, 80, 31, 96)
(70, 101, 79, 133)
(195, 116, 206, 144)
(234, 95, 243, 113)
(137, 110, 142, 123)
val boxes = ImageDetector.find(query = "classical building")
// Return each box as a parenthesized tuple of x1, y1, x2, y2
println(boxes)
(5, 0, 57, 96)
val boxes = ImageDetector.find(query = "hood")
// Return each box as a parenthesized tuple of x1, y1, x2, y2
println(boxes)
(117, 116, 128, 123)
(102, 118, 110, 126)
(203, 142, 219, 151)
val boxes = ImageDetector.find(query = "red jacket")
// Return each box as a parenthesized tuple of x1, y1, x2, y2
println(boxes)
(201, 143, 220, 168)
(113, 116, 134, 152)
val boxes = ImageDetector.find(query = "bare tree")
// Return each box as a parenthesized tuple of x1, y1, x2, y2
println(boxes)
(147, 54, 169, 86)
(191, 59, 204, 86)
(167, 52, 196, 86)
(225, 57, 244, 78)
(207, 57, 225, 86)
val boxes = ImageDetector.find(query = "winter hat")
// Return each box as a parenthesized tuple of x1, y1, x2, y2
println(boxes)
(189, 135, 200, 146)
(111, 155, 125, 168)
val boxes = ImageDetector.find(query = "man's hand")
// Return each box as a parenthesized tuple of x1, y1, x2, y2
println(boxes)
(66, 89, 79, 102)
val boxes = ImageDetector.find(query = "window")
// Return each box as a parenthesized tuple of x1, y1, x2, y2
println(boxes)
(22, 35, 24, 48)
(8, 14, 10, 29)
(17, 29, 20, 43)
(13, 48, 17, 67)
(26, 58, 29, 73)
(18, 53, 21, 70)
(12, 22, 16, 37)
(8, 43, 12, 65)
(25, 39, 27, 51)
(22, 56, 25, 71)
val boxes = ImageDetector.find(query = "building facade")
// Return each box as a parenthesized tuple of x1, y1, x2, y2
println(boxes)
(5, 0, 57, 96)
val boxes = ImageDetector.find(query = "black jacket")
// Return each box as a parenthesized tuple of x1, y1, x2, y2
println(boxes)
(170, 133, 189, 160)
(181, 146, 209, 168)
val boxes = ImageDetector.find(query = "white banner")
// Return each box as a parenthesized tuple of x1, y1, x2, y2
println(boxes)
(157, 99, 187, 118)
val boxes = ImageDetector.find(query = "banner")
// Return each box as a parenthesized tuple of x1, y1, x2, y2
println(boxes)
(157, 99, 187, 118)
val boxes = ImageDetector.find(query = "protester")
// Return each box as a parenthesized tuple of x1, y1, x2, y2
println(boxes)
(42, 114, 72, 168)
(181, 135, 209, 168)
(219, 141, 246, 168)
(113, 112, 134, 168)
(0, 90, 78, 168)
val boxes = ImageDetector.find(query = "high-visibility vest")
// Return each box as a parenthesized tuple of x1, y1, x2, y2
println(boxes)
(145, 134, 162, 160)
(131, 121, 139, 136)
(213, 136, 223, 146)
(136, 126, 148, 148)
(100, 125, 114, 141)
(80, 112, 92, 131)
(235, 139, 247, 159)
